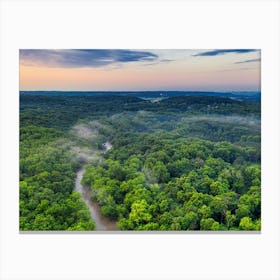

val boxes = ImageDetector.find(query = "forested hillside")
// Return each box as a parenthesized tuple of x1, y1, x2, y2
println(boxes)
(20, 94, 261, 231)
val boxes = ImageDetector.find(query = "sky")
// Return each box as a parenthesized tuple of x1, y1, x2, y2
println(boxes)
(19, 49, 261, 91)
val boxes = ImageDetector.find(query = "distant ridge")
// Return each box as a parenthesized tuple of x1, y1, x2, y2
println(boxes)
(19, 90, 261, 101)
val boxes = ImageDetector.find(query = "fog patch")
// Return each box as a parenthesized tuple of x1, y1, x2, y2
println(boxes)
(142, 167, 159, 185)
(63, 119, 114, 166)
(136, 110, 152, 116)
(71, 121, 102, 141)
(69, 145, 102, 164)
(181, 115, 260, 127)
(102, 141, 112, 151)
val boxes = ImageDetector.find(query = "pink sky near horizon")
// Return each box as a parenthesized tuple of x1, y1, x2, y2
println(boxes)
(19, 49, 261, 91)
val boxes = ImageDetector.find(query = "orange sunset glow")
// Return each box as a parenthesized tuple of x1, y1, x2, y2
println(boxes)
(20, 49, 261, 91)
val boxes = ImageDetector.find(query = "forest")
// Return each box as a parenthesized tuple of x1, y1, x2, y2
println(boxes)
(20, 93, 261, 231)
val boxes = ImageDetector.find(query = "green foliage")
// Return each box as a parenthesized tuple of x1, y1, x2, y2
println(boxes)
(20, 94, 261, 230)
(239, 217, 260, 230)
(200, 218, 220, 230)
(20, 123, 95, 230)
(83, 129, 260, 230)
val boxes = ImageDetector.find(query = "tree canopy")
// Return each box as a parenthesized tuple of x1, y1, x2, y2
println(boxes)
(20, 94, 261, 231)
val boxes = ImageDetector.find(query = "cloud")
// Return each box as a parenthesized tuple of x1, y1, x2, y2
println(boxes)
(235, 58, 261, 64)
(215, 67, 256, 72)
(141, 58, 175, 67)
(193, 49, 258, 56)
(19, 49, 158, 68)
(160, 59, 174, 63)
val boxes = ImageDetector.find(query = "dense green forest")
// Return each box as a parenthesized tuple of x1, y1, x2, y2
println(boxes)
(20, 94, 261, 230)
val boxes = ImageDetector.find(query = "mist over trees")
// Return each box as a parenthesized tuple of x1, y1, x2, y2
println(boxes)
(20, 94, 261, 230)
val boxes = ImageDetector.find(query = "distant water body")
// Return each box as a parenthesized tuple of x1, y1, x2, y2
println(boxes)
(20, 91, 261, 100)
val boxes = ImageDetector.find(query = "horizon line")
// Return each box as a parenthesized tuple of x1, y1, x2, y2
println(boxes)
(19, 90, 261, 93)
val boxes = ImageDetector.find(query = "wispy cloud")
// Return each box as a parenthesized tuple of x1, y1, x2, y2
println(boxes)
(235, 58, 261, 64)
(193, 49, 258, 56)
(142, 58, 175, 67)
(216, 67, 256, 72)
(160, 59, 174, 63)
(19, 49, 158, 68)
